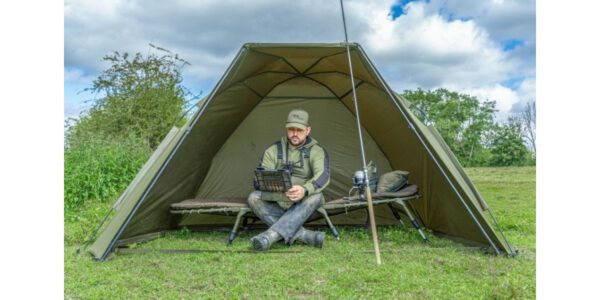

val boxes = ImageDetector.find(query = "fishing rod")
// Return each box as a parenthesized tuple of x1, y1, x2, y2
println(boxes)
(339, 0, 382, 266)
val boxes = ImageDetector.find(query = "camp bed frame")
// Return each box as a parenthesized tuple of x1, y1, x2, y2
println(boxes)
(170, 185, 425, 245)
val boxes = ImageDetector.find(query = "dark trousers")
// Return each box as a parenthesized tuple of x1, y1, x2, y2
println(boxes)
(247, 191, 322, 242)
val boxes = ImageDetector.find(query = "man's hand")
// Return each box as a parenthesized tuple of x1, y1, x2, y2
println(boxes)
(285, 185, 306, 202)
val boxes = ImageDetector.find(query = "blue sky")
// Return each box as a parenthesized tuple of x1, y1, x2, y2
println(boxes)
(64, 0, 535, 120)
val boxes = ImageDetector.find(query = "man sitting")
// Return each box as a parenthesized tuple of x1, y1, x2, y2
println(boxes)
(247, 108, 330, 251)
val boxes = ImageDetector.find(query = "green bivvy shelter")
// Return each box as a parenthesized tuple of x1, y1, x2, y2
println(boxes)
(89, 43, 514, 260)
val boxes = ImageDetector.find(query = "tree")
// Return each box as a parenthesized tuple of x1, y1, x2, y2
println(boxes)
(66, 44, 194, 148)
(489, 117, 529, 166)
(520, 101, 536, 156)
(402, 88, 497, 166)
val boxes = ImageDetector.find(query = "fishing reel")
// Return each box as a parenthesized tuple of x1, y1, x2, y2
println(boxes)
(351, 170, 368, 200)
(350, 162, 378, 200)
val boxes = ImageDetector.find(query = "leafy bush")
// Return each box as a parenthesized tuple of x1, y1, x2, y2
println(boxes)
(66, 45, 193, 149)
(489, 122, 529, 166)
(64, 133, 151, 213)
(64, 45, 195, 214)
(402, 88, 497, 167)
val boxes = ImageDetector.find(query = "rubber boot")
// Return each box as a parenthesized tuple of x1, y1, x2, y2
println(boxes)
(291, 228, 325, 248)
(250, 229, 282, 251)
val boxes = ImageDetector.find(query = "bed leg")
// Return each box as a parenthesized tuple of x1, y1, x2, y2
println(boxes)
(398, 201, 428, 242)
(387, 203, 406, 226)
(317, 207, 340, 241)
(228, 208, 251, 246)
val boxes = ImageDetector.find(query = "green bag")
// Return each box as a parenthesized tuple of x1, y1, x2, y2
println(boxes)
(377, 170, 409, 193)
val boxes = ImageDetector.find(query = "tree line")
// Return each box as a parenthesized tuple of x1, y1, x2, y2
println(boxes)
(401, 89, 535, 167)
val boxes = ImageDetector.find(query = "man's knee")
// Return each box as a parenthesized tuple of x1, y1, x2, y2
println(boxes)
(247, 191, 262, 206)
(303, 193, 324, 206)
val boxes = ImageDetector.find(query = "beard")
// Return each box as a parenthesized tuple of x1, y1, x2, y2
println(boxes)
(289, 136, 305, 146)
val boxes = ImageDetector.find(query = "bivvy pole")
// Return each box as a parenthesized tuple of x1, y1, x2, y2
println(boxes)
(339, 0, 382, 266)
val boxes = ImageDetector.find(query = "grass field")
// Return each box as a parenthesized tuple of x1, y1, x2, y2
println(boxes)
(64, 166, 535, 299)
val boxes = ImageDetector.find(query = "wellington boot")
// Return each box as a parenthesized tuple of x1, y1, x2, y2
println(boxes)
(291, 228, 324, 248)
(250, 229, 282, 251)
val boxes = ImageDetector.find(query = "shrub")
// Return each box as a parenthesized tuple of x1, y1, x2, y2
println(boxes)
(64, 133, 151, 213)
(489, 122, 529, 166)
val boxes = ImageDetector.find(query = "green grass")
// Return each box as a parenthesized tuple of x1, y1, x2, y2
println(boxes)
(65, 166, 535, 299)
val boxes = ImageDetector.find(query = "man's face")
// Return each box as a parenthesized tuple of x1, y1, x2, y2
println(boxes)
(287, 126, 311, 146)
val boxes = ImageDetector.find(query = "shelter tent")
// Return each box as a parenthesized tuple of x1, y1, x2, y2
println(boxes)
(90, 43, 514, 260)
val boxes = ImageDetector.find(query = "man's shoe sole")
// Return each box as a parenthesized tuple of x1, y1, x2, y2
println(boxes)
(251, 236, 269, 251)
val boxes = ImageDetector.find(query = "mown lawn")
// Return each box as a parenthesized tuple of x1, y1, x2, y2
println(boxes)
(65, 166, 535, 299)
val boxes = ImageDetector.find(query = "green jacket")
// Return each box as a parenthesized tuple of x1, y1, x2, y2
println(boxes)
(258, 136, 330, 196)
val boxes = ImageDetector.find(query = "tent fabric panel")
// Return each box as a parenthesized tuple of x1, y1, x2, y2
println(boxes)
(418, 124, 510, 253)
(194, 95, 393, 201)
(89, 126, 185, 259)
(267, 76, 337, 98)
(216, 48, 277, 95)
(337, 85, 428, 206)
(250, 45, 351, 73)
(427, 125, 490, 210)
(417, 122, 483, 212)
(407, 120, 496, 245)
(121, 84, 264, 239)
(336, 85, 436, 230)
(308, 50, 380, 88)
(306, 72, 357, 99)
(252, 57, 299, 76)
(394, 97, 509, 252)
(243, 72, 297, 98)
(393, 94, 493, 241)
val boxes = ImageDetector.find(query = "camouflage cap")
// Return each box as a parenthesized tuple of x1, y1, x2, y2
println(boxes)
(286, 109, 309, 129)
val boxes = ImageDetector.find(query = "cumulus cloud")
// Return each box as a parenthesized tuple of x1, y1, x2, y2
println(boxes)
(64, 0, 349, 80)
(362, 2, 514, 91)
(64, 0, 535, 119)
(509, 77, 536, 113)
(423, 0, 536, 41)
(461, 84, 518, 120)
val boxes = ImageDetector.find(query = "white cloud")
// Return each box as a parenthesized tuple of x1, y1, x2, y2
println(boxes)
(64, 67, 95, 84)
(508, 77, 536, 113)
(517, 77, 536, 104)
(64, 0, 124, 18)
(363, 2, 513, 91)
(460, 84, 519, 120)
(424, 0, 536, 41)
(64, 0, 350, 79)
(454, 77, 535, 120)
(64, 0, 535, 119)
(64, 101, 83, 120)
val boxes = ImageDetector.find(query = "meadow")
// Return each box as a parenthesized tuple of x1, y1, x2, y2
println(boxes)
(64, 166, 535, 299)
